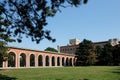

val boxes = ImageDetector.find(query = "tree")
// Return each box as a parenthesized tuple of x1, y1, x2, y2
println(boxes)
(0, 42, 8, 67)
(95, 46, 103, 65)
(0, 0, 88, 44)
(0, 16, 15, 67)
(76, 39, 97, 66)
(98, 43, 113, 66)
(96, 43, 120, 66)
(112, 44, 120, 65)
(44, 47, 58, 52)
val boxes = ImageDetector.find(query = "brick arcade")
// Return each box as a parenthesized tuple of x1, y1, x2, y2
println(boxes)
(2, 46, 76, 68)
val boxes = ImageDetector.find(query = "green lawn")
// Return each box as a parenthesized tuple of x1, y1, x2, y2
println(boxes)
(0, 66, 120, 80)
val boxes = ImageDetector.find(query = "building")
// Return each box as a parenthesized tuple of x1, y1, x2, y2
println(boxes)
(94, 38, 119, 47)
(58, 39, 80, 54)
(58, 38, 120, 54)
(2, 46, 76, 68)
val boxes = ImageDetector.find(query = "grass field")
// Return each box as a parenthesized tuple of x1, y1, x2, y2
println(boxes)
(0, 66, 120, 80)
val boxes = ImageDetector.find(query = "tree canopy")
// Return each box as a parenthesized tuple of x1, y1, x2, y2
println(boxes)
(0, 16, 15, 67)
(44, 47, 58, 52)
(76, 39, 120, 66)
(76, 39, 97, 66)
(96, 43, 120, 66)
(0, 0, 88, 44)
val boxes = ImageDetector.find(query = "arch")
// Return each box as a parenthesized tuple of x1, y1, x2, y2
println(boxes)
(52, 56, 55, 66)
(20, 53, 26, 67)
(45, 56, 49, 66)
(30, 54, 35, 67)
(38, 55, 43, 66)
(66, 58, 69, 66)
(62, 57, 65, 66)
(57, 57, 60, 66)
(8, 52, 16, 67)
(70, 58, 72, 66)
(73, 58, 76, 66)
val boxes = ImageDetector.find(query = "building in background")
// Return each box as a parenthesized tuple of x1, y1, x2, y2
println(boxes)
(58, 39, 80, 54)
(58, 38, 120, 54)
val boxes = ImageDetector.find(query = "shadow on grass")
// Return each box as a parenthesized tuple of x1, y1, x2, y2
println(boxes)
(0, 74, 17, 80)
(112, 71, 120, 74)
(112, 67, 120, 75)
(55, 78, 89, 80)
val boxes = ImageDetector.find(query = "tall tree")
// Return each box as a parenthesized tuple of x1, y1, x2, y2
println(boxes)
(0, 42, 8, 67)
(99, 44, 113, 65)
(0, 0, 88, 43)
(112, 44, 120, 66)
(0, 16, 15, 67)
(96, 43, 120, 66)
(44, 47, 58, 52)
(95, 46, 103, 65)
(76, 39, 97, 66)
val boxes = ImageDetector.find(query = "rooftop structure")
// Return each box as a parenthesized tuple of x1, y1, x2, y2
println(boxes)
(69, 38, 80, 45)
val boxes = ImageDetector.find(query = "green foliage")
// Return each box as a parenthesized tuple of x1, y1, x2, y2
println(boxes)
(0, 0, 88, 44)
(76, 38, 120, 66)
(0, 42, 8, 67)
(0, 16, 15, 67)
(98, 44, 113, 65)
(76, 39, 97, 66)
(112, 44, 120, 65)
(95, 46, 103, 65)
(44, 47, 58, 52)
(96, 43, 120, 66)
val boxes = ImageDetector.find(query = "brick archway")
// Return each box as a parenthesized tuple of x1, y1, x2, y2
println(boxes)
(62, 57, 65, 66)
(45, 55, 49, 66)
(52, 56, 55, 66)
(20, 53, 26, 67)
(8, 52, 16, 67)
(2, 46, 76, 68)
(30, 54, 35, 67)
(38, 55, 43, 66)
(57, 57, 60, 66)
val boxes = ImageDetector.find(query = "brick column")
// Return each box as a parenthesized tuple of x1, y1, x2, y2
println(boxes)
(60, 57, 62, 66)
(26, 54, 30, 67)
(68, 58, 70, 66)
(2, 61, 8, 68)
(35, 54, 38, 67)
(43, 55, 45, 67)
(55, 57, 57, 66)
(72, 58, 75, 66)
(49, 56, 52, 67)
(16, 53, 20, 67)
(64, 57, 66, 66)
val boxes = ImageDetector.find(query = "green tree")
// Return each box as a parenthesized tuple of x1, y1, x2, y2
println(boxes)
(0, 16, 15, 67)
(112, 44, 120, 65)
(0, 0, 88, 43)
(95, 46, 103, 65)
(98, 44, 113, 65)
(96, 43, 120, 66)
(0, 42, 8, 67)
(76, 39, 97, 66)
(44, 47, 58, 52)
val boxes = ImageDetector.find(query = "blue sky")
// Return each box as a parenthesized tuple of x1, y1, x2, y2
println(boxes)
(8, 0, 120, 50)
